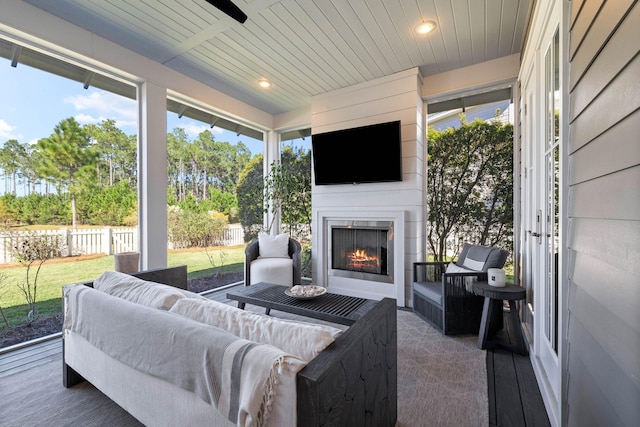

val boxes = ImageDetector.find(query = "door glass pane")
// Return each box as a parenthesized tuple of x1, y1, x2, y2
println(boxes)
(544, 29, 560, 353)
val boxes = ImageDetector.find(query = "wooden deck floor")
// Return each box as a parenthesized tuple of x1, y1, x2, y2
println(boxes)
(1, 286, 551, 426)
(487, 308, 551, 427)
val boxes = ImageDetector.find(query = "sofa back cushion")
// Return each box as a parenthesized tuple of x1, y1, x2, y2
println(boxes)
(456, 244, 508, 272)
(93, 270, 186, 310)
(169, 297, 342, 363)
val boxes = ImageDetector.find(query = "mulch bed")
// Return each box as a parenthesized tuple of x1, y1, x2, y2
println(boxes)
(0, 271, 243, 349)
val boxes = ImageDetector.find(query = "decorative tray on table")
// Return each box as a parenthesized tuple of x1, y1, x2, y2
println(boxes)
(285, 285, 327, 300)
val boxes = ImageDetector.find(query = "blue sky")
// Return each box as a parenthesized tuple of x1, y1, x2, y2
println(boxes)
(0, 58, 267, 155)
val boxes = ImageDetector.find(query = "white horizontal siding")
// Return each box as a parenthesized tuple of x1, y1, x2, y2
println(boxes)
(567, 1, 640, 426)
(310, 69, 425, 306)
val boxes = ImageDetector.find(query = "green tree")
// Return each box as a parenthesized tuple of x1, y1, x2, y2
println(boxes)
(427, 117, 513, 261)
(37, 117, 98, 229)
(0, 139, 27, 195)
(236, 154, 264, 241)
(270, 146, 312, 237)
(85, 119, 137, 186)
(21, 144, 47, 195)
(167, 128, 191, 203)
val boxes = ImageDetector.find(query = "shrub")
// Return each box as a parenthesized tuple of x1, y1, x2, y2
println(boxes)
(167, 206, 228, 248)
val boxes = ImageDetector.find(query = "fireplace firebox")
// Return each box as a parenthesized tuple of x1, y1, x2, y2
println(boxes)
(328, 221, 394, 284)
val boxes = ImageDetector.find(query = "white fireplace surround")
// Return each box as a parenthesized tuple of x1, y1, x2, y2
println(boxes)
(315, 210, 405, 306)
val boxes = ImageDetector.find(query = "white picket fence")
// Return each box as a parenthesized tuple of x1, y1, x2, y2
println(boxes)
(0, 224, 244, 264)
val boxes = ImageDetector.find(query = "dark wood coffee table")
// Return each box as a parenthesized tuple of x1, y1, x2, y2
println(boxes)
(226, 282, 379, 326)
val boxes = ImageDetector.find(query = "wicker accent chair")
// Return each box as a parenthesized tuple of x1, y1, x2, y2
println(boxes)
(412, 244, 508, 335)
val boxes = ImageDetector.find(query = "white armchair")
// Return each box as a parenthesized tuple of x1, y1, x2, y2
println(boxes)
(244, 234, 302, 287)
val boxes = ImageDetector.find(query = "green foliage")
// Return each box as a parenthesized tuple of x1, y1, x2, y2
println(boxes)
(236, 154, 264, 241)
(79, 181, 138, 225)
(2, 193, 71, 225)
(37, 117, 98, 228)
(167, 128, 251, 204)
(167, 206, 228, 248)
(0, 139, 28, 195)
(85, 119, 137, 187)
(264, 147, 311, 234)
(427, 118, 513, 261)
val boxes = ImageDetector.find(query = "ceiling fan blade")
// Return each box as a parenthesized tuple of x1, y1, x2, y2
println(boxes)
(205, 0, 248, 24)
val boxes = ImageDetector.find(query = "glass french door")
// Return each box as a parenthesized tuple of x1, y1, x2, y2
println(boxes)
(538, 27, 561, 400)
(520, 26, 562, 409)
(521, 64, 537, 341)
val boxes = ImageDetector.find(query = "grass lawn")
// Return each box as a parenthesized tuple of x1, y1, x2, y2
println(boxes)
(0, 245, 245, 329)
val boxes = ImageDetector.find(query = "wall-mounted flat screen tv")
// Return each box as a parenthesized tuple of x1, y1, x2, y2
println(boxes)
(311, 120, 402, 185)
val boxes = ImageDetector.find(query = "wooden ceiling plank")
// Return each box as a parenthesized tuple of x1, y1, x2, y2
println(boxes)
(274, 1, 356, 88)
(316, 1, 387, 78)
(295, 0, 374, 82)
(433, 0, 458, 64)
(246, 13, 330, 91)
(421, 0, 448, 74)
(259, 5, 344, 90)
(485, 0, 502, 60)
(347, 0, 403, 71)
(382, 0, 429, 68)
(451, 0, 473, 65)
(498, 0, 519, 57)
(468, 0, 487, 63)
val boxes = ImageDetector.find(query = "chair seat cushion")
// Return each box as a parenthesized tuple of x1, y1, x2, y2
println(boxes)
(412, 281, 442, 306)
(250, 257, 293, 286)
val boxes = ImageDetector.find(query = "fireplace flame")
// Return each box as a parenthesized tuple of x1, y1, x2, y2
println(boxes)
(347, 248, 380, 272)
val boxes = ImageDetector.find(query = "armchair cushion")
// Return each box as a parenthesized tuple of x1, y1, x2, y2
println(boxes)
(258, 232, 289, 258)
(456, 243, 508, 272)
(250, 257, 294, 286)
(445, 263, 475, 274)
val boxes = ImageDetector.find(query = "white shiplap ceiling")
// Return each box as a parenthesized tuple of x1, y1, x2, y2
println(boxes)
(23, 0, 532, 116)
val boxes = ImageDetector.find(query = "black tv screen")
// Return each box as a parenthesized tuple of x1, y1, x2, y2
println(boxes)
(311, 120, 402, 185)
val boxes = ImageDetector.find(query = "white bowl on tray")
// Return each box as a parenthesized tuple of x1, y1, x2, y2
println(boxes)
(285, 285, 327, 300)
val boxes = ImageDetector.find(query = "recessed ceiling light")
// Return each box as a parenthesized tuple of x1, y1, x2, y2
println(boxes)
(415, 21, 437, 35)
(258, 79, 271, 88)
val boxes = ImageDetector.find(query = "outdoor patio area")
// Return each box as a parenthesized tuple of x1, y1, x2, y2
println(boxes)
(1, 283, 550, 427)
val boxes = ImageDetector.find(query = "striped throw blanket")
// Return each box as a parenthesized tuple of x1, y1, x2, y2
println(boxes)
(65, 285, 301, 426)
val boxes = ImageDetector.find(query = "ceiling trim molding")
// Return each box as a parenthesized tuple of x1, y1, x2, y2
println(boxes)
(422, 54, 520, 101)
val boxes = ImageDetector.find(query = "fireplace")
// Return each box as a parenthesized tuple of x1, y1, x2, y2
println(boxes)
(316, 210, 405, 306)
(328, 221, 394, 284)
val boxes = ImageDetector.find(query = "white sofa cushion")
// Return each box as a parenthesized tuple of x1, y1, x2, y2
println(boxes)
(93, 270, 186, 310)
(258, 232, 289, 257)
(249, 257, 293, 286)
(169, 297, 342, 363)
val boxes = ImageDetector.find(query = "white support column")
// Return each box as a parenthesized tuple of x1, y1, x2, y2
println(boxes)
(263, 130, 281, 234)
(138, 81, 167, 270)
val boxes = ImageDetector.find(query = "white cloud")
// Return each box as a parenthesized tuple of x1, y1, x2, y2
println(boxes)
(181, 122, 209, 138)
(64, 90, 137, 123)
(74, 113, 100, 125)
(0, 119, 20, 140)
